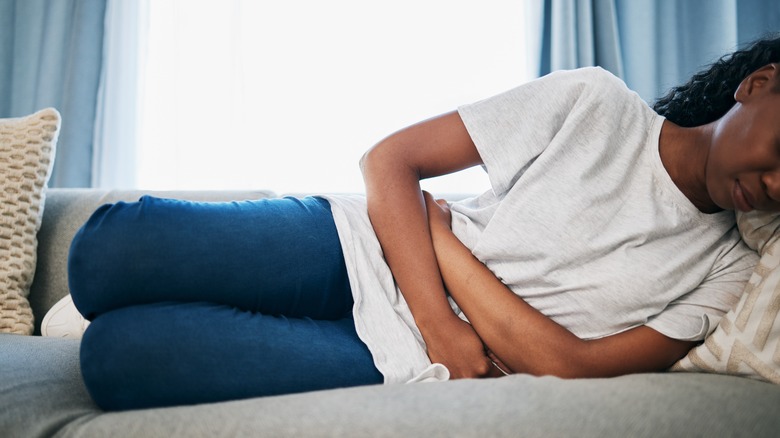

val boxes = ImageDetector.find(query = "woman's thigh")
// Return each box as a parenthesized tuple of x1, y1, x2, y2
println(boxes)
(80, 302, 383, 411)
(69, 196, 352, 320)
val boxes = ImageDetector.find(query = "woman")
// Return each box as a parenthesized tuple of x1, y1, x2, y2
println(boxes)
(68, 35, 779, 410)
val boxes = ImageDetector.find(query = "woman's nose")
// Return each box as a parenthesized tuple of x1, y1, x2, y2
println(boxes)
(762, 170, 780, 204)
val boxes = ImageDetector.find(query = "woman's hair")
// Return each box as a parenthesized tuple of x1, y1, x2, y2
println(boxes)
(653, 33, 780, 127)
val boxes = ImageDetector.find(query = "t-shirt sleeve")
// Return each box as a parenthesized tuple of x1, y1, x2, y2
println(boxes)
(645, 239, 759, 341)
(456, 67, 625, 197)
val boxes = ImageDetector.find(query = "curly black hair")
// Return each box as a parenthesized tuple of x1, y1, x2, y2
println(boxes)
(652, 33, 780, 127)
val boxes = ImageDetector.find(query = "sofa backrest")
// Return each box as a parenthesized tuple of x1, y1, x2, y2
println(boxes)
(29, 189, 277, 335)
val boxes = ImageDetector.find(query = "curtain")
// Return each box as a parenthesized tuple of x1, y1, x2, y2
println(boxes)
(539, 0, 624, 78)
(92, 0, 147, 188)
(0, 0, 107, 187)
(540, 0, 780, 102)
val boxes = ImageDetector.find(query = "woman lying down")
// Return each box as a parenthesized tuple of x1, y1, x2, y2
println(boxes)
(63, 35, 780, 410)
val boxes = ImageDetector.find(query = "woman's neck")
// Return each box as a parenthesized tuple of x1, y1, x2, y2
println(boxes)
(658, 120, 721, 213)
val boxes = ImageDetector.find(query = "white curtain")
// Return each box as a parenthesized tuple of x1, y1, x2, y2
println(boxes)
(92, 0, 148, 188)
(114, 0, 542, 193)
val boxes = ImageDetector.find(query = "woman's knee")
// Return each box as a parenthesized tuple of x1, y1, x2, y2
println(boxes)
(79, 308, 148, 410)
(68, 201, 145, 319)
(80, 303, 225, 410)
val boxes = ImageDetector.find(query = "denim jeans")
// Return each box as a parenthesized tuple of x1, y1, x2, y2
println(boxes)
(69, 196, 383, 411)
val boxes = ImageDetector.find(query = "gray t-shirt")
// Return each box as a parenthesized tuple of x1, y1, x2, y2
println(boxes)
(324, 67, 757, 384)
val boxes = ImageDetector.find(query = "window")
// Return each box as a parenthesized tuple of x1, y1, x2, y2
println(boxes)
(137, 0, 538, 193)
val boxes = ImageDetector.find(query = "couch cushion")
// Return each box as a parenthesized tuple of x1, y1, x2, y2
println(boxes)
(58, 373, 780, 437)
(0, 334, 98, 436)
(3, 331, 779, 437)
(0, 109, 60, 335)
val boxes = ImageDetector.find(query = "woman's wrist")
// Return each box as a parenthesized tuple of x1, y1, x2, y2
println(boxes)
(429, 225, 461, 259)
(416, 309, 464, 340)
(428, 220, 448, 243)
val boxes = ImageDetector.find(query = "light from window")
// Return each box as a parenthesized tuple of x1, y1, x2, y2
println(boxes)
(138, 0, 536, 194)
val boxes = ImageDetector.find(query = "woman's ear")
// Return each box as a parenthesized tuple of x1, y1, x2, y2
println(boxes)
(734, 63, 780, 102)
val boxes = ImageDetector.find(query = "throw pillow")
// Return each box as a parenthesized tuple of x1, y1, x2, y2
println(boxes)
(671, 210, 780, 384)
(0, 108, 60, 335)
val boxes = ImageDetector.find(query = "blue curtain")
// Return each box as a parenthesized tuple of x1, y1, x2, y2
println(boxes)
(540, 0, 780, 102)
(0, 0, 107, 187)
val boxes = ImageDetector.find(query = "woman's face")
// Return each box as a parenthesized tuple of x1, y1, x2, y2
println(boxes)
(706, 65, 780, 213)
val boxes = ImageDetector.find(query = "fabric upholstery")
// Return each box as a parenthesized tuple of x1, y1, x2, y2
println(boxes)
(0, 334, 96, 436)
(4, 330, 779, 438)
(4, 331, 780, 438)
(66, 373, 777, 438)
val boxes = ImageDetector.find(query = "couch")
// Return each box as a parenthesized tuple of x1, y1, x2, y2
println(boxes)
(2, 188, 780, 438)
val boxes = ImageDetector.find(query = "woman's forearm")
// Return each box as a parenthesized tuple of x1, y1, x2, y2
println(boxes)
(360, 111, 481, 329)
(360, 112, 497, 378)
(429, 226, 581, 376)
(361, 150, 456, 331)
(428, 221, 696, 378)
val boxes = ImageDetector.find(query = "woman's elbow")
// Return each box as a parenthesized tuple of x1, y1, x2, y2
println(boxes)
(358, 147, 373, 176)
(360, 142, 387, 178)
(360, 140, 419, 187)
(359, 146, 386, 189)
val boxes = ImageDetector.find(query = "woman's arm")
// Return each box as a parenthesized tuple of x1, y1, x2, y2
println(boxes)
(423, 194, 697, 378)
(361, 111, 499, 378)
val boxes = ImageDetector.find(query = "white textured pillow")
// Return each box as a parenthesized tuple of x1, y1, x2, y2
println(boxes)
(672, 210, 780, 384)
(0, 109, 60, 335)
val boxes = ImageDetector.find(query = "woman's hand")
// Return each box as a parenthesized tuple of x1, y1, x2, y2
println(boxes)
(422, 191, 452, 232)
(424, 314, 496, 379)
(486, 349, 513, 376)
(421, 191, 509, 378)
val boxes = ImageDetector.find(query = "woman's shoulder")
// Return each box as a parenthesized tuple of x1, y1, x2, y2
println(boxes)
(544, 66, 624, 86)
(538, 67, 636, 106)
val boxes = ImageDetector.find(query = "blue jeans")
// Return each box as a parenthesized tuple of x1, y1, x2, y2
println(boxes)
(69, 196, 383, 411)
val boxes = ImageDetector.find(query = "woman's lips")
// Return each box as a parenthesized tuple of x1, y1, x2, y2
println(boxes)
(733, 180, 755, 212)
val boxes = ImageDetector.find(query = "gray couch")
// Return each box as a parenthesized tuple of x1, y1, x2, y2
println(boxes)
(2, 189, 780, 437)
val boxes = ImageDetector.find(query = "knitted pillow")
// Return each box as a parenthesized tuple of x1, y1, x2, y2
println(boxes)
(671, 210, 780, 384)
(0, 109, 60, 335)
